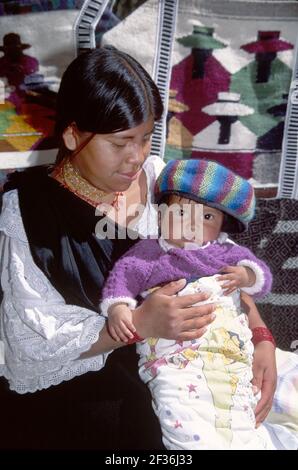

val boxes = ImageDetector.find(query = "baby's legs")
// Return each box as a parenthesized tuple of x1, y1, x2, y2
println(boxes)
(139, 276, 272, 449)
(146, 331, 267, 450)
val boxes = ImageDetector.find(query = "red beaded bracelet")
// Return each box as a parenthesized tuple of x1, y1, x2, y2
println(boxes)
(127, 332, 144, 345)
(252, 327, 276, 347)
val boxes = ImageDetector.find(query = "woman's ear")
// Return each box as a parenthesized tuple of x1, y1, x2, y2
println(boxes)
(62, 123, 78, 151)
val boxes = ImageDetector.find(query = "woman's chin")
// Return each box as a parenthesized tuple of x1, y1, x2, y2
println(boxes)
(114, 182, 132, 193)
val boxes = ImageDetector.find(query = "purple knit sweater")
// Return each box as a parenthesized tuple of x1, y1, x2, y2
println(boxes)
(101, 239, 272, 304)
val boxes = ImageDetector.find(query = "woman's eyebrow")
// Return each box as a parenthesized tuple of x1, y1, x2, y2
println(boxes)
(110, 135, 132, 140)
(112, 127, 155, 140)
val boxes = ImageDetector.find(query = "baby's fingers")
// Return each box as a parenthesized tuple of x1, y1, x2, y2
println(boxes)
(113, 324, 131, 343)
(217, 274, 235, 284)
(223, 287, 237, 296)
(222, 280, 238, 295)
(108, 324, 121, 342)
(219, 266, 236, 274)
(120, 320, 136, 339)
(123, 318, 136, 333)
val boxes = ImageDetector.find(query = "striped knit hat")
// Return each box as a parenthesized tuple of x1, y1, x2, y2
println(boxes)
(155, 159, 255, 233)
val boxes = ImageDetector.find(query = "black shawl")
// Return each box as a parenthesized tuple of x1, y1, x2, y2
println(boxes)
(4, 166, 136, 311)
(2, 166, 163, 450)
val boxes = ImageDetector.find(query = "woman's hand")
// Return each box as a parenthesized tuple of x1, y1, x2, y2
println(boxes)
(252, 341, 277, 427)
(133, 279, 216, 341)
(240, 293, 277, 427)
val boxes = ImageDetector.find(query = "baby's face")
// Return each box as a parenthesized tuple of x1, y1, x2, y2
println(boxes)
(159, 195, 224, 248)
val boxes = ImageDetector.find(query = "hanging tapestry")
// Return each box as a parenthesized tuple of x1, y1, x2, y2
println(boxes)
(0, 1, 82, 15)
(0, 3, 81, 189)
(103, 0, 298, 190)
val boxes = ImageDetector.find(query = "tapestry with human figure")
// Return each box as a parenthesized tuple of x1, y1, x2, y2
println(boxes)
(0, 2, 81, 187)
(103, 0, 298, 190)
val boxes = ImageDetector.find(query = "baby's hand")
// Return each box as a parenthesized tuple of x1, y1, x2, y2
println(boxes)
(218, 265, 256, 295)
(108, 303, 136, 342)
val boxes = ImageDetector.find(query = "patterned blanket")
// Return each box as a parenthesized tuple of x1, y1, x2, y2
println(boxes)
(233, 198, 298, 352)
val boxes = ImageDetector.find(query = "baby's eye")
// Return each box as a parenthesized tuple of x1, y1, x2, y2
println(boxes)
(204, 213, 214, 220)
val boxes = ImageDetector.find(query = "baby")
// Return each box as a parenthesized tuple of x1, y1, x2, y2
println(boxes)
(101, 159, 274, 449)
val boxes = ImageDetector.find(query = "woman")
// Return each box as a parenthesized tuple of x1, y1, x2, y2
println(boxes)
(0, 46, 279, 449)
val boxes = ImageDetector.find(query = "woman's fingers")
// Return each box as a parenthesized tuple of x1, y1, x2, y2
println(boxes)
(254, 377, 275, 427)
(176, 327, 208, 342)
(135, 283, 217, 340)
(175, 291, 211, 308)
(181, 303, 215, 320)
(255, 401, 273, 428)
(179, 312, 215, 331)
(154, 278, 187, 296)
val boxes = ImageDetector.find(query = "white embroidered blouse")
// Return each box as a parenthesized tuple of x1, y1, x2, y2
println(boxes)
(0, 155, 165, 393)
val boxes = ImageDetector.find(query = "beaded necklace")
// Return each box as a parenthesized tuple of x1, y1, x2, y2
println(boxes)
(53, 158, 123, 209)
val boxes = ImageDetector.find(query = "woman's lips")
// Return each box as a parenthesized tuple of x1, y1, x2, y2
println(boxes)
(117, 170, 140, 181)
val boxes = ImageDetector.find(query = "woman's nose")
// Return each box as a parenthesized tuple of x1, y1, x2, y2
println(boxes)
(126, 142, 146, 165)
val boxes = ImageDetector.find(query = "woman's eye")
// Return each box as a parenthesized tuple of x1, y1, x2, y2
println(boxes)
(112, 142, 126, 148)
(204, 213, 214, 220)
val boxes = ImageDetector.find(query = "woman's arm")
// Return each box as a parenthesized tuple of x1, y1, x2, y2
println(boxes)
(84, 279, 216, 357)
(241, 291, 267, 329)
(80, 323, 123, 357)
(0, 230, 109, 393)
(241, 292, 277, 427)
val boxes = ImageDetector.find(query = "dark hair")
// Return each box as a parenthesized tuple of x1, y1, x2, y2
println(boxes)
(55, 46, 163, 162)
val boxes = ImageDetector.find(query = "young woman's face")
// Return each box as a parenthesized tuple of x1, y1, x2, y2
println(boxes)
(66, 117, 155, 193)
(160, 195, 224, 248)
